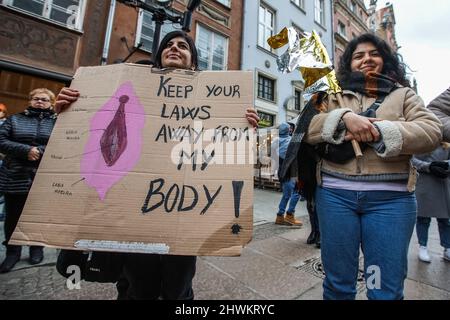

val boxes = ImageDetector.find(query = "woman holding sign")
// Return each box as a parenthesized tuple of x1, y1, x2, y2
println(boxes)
(303, 33, 442, 300)
(55, 31, 259, 299)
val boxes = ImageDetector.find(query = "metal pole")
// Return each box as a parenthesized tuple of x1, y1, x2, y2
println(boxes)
(101, 0, 117, 65)
(257, 133, 262, 189)
(151, 12, 164, 64)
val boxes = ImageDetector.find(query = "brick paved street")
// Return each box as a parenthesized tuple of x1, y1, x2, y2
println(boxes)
(1, 189, 449, 300)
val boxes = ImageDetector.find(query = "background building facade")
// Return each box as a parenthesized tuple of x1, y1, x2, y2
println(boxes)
(0, 0, 108, 114)
(0, 0, 244, 114)
(241, 0, 334, 127)
(367, 0, 398, 51)
(333, 0, 369, 66)
(109, 0, 243, 70)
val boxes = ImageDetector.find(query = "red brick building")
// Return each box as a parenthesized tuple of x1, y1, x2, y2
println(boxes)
(367, 2, 399, 52)
(0, 0, 244, 115)
(333, 0, 369, 66)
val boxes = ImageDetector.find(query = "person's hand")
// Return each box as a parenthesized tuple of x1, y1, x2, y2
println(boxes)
(245, 108, 259, 128)
(430, 161, 449, 170)
(28, 147, 41, 161)
(342, 112, 382, 143)
(55, 88, 80, 114)
(429, 161, 450, 179)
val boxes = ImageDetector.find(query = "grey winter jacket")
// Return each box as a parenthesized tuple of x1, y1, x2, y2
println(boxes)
(412, 146, 450, 219)
(428, 87, 450, 142)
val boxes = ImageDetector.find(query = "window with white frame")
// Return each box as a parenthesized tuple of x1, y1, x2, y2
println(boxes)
(350, 1, 357, 13)
(314, 0, 325, 26)
(258, 74, 275, 102)
(257, 111, 275, 128)
(1, 0, 85, 30)
(338, 21, 346, 37)
(258, 3, 275, 51)
(294, 88, 302, 111)
(291, 0, 305, 10)
(136, 9, 178, 53)
(216, 0, 230, 7)
(196, 25, 228, 70)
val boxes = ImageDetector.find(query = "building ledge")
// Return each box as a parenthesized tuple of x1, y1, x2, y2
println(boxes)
(335, 32, 349, 45)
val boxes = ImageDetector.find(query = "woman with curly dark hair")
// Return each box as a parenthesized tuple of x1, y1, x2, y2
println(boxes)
(303, 33, 442, 299)
(337, 33, 410, 87)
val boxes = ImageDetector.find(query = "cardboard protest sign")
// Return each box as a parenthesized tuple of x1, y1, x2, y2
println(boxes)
(10, 64, 254, 256)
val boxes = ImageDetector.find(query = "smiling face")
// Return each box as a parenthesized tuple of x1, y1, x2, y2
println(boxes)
(161, 36, 193, 70)
(30, 93, 52, 110)
(350, 42, 384, 75)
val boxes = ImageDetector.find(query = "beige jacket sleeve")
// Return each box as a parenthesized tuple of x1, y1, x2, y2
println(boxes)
(304, 88, 442, 157)
(427, 87, 450, 142)
(381, 88, 442, 156)
(304, 94, 353, 145)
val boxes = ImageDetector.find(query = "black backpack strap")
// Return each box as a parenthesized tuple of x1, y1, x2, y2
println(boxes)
(364, 85, 400, 116)
(360, 94, 389, 118)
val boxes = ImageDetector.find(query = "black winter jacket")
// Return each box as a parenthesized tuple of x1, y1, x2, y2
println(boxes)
(0, 107, 57, 194)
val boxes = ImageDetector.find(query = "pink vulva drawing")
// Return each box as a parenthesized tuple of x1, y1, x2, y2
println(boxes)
(80, 82, 145, 200)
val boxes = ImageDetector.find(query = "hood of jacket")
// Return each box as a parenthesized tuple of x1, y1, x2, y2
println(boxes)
(279, 123, 290, 137)
(277, 123, 292, 159)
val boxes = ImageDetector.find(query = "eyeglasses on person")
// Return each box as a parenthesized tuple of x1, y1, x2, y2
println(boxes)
(32, 97, 50, 102)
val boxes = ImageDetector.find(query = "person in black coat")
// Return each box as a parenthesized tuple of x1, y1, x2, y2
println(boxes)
(0, 103, 7, 222)
(412, 142, 450, 263)
(0, 88, 57, 273)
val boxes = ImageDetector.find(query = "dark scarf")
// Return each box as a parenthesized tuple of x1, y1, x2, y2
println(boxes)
(23, 107, 57, 119)
(340, 72, 398, 98)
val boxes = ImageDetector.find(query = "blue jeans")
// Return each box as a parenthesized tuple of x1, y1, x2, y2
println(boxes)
(278, 179, 300, 215)
(416, 217, 450, 249)
(316, 186, 416, 300)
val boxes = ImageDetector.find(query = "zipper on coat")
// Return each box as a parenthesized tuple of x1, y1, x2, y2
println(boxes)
(31, 113, 43, 147)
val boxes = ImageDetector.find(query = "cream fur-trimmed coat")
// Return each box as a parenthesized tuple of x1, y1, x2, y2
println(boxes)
(305, 87, 443, 192)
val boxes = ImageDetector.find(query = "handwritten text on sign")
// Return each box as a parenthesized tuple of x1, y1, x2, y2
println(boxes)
(142, 76, 252, 228)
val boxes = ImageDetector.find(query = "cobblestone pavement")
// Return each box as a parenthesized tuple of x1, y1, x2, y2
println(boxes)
(0, 263, 116, 300)
(1, 189, 449, 300)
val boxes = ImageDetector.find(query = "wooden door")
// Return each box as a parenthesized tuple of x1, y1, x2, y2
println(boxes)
(0, 70, 66, 115)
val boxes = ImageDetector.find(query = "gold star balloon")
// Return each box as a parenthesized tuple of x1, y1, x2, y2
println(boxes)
(267, 27, 342, 100)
